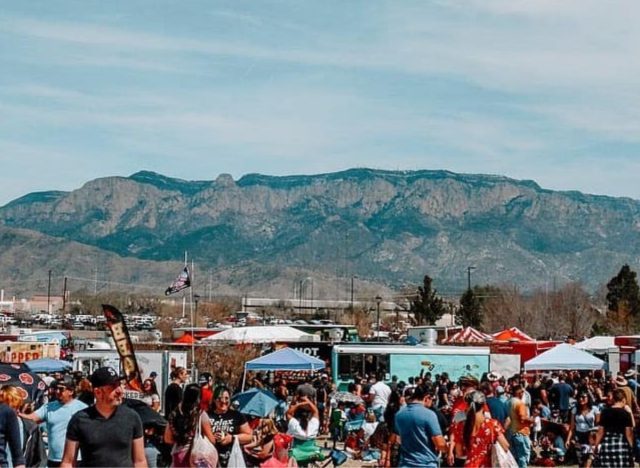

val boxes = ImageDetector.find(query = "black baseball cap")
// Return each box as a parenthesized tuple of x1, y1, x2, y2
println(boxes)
(198, 372, 213, 385)
(90, 367, 122, 388)
(55, 375, 75, 390)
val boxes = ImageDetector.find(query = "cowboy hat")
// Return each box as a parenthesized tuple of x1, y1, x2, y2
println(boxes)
(615, 375, 628, 386)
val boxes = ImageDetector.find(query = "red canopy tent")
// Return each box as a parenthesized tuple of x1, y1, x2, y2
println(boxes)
(490, 327, 559, 373)
(492, 327, 534, 342)
(174, 333, 196, 344)
(442, 326, 493, 344)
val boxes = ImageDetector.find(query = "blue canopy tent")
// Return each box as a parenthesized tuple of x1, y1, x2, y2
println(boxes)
(25, 358, 72, 373)
(242, 347, 325, 390)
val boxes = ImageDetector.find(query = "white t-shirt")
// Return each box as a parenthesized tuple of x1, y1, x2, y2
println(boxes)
(533, 415, 542, 432)
(363, 421, 378, 440)
(369, 381, 392, 409)
(287, 416, 320, 440)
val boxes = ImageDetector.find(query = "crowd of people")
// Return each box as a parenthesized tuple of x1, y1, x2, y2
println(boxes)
(1, 363, 640, 467)
(314, 368, 640, 468)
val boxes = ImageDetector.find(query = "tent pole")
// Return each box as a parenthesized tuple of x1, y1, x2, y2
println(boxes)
(241, 364, 247, 391)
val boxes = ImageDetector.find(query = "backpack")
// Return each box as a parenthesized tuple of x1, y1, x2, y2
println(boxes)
(22, 419, 46, 467)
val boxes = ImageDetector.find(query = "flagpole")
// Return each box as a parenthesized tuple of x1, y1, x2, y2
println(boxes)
(190, 259, 196, 381)
(182, 251, 188, 319)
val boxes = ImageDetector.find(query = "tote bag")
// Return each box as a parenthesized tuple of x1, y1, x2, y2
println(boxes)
(190, 413, 219, 468)
(229, 436, 247, 468)
(491, 441, 518, 468)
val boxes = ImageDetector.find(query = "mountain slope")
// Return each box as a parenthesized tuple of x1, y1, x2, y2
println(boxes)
(1, 168, 639, 295)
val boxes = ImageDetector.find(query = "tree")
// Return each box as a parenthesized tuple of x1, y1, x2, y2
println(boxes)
(409, 275, 446, 325)
(606, 264, 640, 331)
(456, 288, 483, 328)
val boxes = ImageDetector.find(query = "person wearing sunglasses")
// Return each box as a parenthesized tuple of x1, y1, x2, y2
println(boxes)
(20, 376, 87, 467)
(207, 386, 251, 467)
(567, 392, 599, 467)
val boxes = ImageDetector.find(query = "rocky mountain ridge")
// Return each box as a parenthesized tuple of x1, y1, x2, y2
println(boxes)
(1, 168, 639, 297)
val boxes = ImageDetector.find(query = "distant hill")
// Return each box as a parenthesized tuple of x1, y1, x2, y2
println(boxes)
(1, 168, 639, 297)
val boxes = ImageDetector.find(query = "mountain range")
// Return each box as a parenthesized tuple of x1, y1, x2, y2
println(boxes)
(1, 168, 639, 299)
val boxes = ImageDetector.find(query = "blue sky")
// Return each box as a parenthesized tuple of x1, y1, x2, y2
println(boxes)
(1, 0, 639, 205)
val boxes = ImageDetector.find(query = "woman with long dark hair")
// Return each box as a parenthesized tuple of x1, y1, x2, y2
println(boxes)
(462, 391, 509, 468)
(207, 385, 252, 468)
(286, 395, 321, 464)
(164, 383, 216, 467)
(286, 396, 319, 441)
(567, 391, 599, 467)
(370, 388, 402, 468)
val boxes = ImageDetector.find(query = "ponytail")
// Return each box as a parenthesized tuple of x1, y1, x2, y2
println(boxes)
(463, 402, 478, 448)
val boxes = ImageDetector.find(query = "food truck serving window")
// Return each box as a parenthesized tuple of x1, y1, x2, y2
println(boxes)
(338, 353, 389, 380)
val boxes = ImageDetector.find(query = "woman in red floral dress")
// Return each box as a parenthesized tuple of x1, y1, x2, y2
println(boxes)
(463, 391, 510, 467)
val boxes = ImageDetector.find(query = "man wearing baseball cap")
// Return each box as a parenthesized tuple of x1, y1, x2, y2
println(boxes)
(20, 375, 87, 467)
(198, 372, 214, 411)
(60, 367, 146, 467)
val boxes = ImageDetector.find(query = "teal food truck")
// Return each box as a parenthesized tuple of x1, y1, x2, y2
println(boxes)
(332, 344, 490, 389)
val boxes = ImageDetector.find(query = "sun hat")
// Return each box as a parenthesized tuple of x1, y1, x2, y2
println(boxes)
(615, 375, 628, 386)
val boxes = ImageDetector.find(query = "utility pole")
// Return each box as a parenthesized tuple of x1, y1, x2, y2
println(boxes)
(467, 266, 476, 291)
(350, 276, 355, 311)
(47, 270, 52, 314)
(375, 295, 382, 342)
(62, 276, 67, 314)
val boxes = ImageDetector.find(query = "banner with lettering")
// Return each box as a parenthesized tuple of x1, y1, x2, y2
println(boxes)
(102, 304, 144, 392)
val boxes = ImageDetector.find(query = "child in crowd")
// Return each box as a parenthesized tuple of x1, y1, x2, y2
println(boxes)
(329, 401, 347, 447)
(532, 406, 542, 446)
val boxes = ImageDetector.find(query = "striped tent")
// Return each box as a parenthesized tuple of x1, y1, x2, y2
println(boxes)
(443, 326, 493, 344)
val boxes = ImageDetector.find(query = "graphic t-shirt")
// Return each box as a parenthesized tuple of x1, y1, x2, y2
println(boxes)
(207, 409, 247, 467)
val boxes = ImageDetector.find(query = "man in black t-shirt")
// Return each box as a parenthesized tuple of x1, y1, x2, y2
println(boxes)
(60, 367, 145, 468)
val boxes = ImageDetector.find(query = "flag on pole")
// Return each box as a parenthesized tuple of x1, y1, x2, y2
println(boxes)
(165, 266, 191, 296)
(102, 304, 144, 392)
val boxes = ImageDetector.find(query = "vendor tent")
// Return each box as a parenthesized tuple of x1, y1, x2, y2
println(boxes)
(493, 327, 534, 342)
(574, 336, 616, 354)
(25, 358, 72, 373)
(524, 343, 605, 371)
(443, 327, 493, 344)
(201, 326, 318, 344)
(246, 347, 325, 371)
(241, 347, 325, 390)
(174, 334, 196, 344)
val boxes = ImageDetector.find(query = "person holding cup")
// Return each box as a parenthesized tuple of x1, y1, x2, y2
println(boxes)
(207, 386, 251, 467)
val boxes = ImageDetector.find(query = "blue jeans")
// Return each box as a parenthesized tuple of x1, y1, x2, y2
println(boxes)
(510, 433, 531, 468)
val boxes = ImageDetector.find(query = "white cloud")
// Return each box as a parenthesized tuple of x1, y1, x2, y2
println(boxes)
(1, 2, 640, 202)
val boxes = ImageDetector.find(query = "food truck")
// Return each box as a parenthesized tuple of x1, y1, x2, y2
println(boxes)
(332, 344, 490, 390)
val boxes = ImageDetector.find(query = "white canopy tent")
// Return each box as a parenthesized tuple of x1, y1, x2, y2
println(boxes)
(201, 326, 319, 344)
(574, 336, 617, 354)
(524, 343, 605, 371)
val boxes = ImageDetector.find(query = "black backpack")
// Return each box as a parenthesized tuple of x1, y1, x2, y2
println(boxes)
(22, 419, 46, 467)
